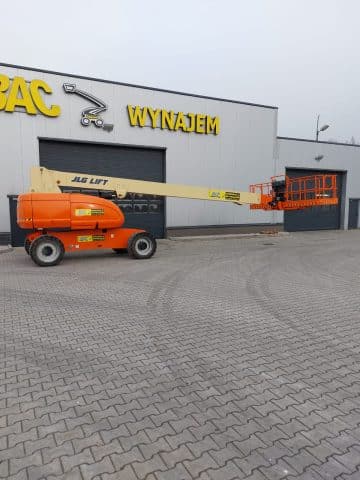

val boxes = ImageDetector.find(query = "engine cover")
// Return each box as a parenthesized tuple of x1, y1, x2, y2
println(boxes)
(17, 193, 125, 230)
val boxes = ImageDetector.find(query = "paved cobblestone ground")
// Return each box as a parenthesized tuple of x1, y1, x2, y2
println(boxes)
(1, 231, 360, 480)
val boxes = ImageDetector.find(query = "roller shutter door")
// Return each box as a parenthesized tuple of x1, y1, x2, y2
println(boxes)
(284, 168, 343, 232)
(39, 139, 165, 238)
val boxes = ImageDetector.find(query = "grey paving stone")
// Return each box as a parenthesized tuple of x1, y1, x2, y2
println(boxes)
(305, 439, 342, 463)
(0, 444, 25, 462)
(243, 470, 268, 480)
(160, 444, 195, 468)
(24, 434, 56, 455)
(132, 454, 168, 479)
(48, 467, 83, 480)
(0, 459, 9, 478)
(259, 459, 297, 479)
(145, 423, 176, 442)
(311, 457, 354, 479)
(91, 439, 124, 462)
(333, 446, 360, 471)
(340, 471, 360, 480)
(80, 456, 115, 479)
(138, 437, 171, 460)
(207, 460, 246, 480)
(42, 441, 75, 464)
(28, 458, 63, 480)
(61, 448, 95, 472)
(165, 428, 197, 449)
(10, 451, 42, 475)
(111, 447, 144, 470)
(155, 463, 193, 480)
(102, 465, 139, 480)
(283, 450, 321, 474)
(183, 452, 219, 477)
(6, 471, 28, 480)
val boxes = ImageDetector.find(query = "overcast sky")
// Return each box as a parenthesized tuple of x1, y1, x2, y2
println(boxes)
(2, 0, 359, 142)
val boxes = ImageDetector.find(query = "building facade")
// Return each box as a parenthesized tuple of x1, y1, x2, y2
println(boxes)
(0, 63, 359, 245)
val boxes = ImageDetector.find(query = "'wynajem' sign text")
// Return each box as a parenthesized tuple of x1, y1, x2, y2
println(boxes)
(127, 105, 220, 135)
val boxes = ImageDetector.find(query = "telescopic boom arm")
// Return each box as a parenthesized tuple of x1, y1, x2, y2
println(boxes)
(30, 167, 261, 205)
(29, 167, 338, 211)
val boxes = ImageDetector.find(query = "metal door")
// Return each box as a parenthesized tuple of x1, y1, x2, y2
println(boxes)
(284, 168, 343, 232)
(348, 199, 359, 229)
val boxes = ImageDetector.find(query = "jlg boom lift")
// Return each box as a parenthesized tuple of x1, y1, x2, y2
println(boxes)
(17, 167, 338, 266)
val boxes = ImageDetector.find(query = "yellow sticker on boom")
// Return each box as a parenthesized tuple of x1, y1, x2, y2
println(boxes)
(208, 190, 225, 200)
(224, 191, 241, 201)
(208, 190, 241, 201)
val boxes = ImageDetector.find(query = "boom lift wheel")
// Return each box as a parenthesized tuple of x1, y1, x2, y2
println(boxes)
(128, 232, 156, 259)
(29, 235, 65, 267)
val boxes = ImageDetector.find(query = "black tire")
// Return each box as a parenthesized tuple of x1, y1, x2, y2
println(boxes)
(113, 248, 127, 254)
(128, 232, 156, 259)
(24, 239, 31, 255)
(29, 235, 65, 267)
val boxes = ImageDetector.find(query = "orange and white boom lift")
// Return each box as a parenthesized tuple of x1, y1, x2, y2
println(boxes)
(17, 167, 338, 266)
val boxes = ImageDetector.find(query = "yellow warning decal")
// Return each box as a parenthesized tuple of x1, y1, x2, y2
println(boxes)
(224, 191, 241, 201)
(75, 209, 92, 216)
(77, 235, 93, 242)
(208, 190, 225, 200)
(75, 209, 104, 216)
(90, 209, 104, 216)
(77, 235, 105, 243)
(208, 190, 240, 201)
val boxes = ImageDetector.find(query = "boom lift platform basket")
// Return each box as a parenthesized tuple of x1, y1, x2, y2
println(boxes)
(249, 174, 338, 211)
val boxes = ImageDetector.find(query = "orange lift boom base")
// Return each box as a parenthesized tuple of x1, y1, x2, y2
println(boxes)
(249, 174, 338, 211)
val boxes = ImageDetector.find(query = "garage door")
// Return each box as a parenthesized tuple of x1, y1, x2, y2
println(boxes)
(39, 139, 165, 238)
(284, 168, 343, 232)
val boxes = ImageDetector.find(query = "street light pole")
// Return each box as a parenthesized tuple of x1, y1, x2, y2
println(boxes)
(316, 114, 330, 141)
(316, 114, 320, 141)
